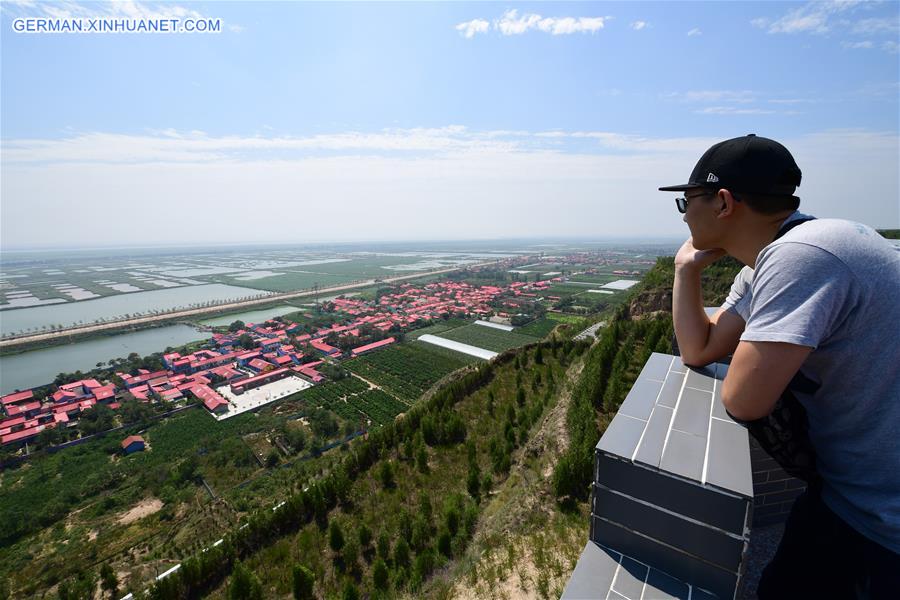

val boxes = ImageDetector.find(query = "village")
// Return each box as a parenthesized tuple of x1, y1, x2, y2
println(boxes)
(0, 266, 640, 450)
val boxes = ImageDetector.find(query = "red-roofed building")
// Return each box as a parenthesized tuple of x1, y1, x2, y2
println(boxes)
(121, 435, 145, 454)
(6, 401, 41, 418)
(293, 365, 324, 383)
(230, 367, 291, 394)
(92, 385, 116, 402)
(2, 424, 51, 446)
(159, 389, 183, 402)
(191, 385, 230, 415)
(311, 339, 341, 356)
(350, 337, 396, 357)
(248, 358, 274, 374)
(1, 390, 33, 407)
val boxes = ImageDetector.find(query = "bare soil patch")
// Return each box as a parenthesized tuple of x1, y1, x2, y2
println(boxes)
(117, 498, 163, 525)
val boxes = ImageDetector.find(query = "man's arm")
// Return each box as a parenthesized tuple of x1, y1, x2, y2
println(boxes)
(722, 340, 812, 421)
(673, 238, 744, 366)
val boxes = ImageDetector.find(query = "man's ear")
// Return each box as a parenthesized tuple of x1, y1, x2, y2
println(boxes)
(716, 189, 736, 218)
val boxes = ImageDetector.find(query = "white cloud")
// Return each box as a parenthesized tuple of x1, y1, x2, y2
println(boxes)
(2, 129, 896, 247)
(883, 40, 900, 53)
(842, 40, 874, 49)
(455, 9, 608, 37)
(455, 18, 489, 39)
(762, 0, 862, 34)
(695, 106, 778, 115)
(1, 127, 533, 164)
(631, 21, 648, 31)
(851, 16, 900, 35)
(666, 90, 757, 103)
(687, 28, 702, 37)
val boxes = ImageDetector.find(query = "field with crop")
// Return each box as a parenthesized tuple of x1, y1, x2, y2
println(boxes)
(435, 323, 540, 353)
(345, 343, 476, 403)
(513, 318, 559, 339)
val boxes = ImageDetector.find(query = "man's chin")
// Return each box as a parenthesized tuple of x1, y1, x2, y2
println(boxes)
(691, 237, 713, 251)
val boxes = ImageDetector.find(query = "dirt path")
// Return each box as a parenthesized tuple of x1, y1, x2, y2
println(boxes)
(117, 498, 163, 526)
(0, 259, 516, 349)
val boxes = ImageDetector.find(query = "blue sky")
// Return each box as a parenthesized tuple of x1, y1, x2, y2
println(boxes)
(1, 1, 898, 248)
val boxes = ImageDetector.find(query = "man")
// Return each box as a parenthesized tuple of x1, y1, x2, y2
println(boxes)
(660, 134, 900, 598)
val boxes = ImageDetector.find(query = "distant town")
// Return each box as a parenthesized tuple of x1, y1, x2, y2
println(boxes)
(0, 248, 654, 451)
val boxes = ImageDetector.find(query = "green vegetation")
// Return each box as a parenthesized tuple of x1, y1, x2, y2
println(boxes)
(405, 318, 470, 340)
(135, 340, 581, 599)
(513, 317, 558, 339)
(436, 323, 539, 353)
(345, 343, 476, 402)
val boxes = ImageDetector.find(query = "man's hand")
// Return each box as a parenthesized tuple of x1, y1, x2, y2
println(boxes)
(673, 237, 743, 366)
(674, 237, 726, 272)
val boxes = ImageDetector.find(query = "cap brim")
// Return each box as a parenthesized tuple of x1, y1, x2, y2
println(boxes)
(658, 183, 704, 192)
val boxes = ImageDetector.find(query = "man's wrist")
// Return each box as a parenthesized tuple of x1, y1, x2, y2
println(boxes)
(674, 263, 703, 277)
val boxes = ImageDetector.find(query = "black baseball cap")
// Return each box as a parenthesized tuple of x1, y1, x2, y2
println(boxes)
(659, 134, 802, 197)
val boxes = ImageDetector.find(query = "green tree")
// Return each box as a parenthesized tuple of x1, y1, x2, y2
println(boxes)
(329, 521, 345, 553)
(343, 537, 360, 571)
(228, 320, 246, 332)
(228, 562, 263, 600)
(357, 523, 372, 548)
(292, 564, 315, 600)
(415, 445, 429, 473)
(238, 333, 255, 350)
(394, 537, 410, 568)
(341, 582, 359, 600)
(437, 530, 452, 557)
(372, 558, 390, 591)
(379, 461, 395, 489)
(377, 530, 391, 560)
(467, 465, 481, 500)
(99, 564, 117, 598)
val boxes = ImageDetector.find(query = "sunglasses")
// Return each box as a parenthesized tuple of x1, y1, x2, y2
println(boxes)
(675, 192, 712, 214)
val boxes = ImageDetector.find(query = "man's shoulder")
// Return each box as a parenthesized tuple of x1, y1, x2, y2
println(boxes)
(763, 217, 898, 274)
(774, 218, 890, 254)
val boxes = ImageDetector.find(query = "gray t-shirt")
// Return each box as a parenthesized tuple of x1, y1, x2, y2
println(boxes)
(722, 212, 900, 553)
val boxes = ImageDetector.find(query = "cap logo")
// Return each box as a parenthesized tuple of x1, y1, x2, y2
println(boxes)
(706, 173, 719, 183)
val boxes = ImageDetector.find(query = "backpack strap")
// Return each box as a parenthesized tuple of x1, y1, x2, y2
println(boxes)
(774, 215, 816, 241)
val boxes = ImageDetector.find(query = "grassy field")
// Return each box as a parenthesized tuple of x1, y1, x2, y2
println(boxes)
(435, 323, 540, 353)
(406, 318, 470, 340)
(512, 318, 559, 339)
(345, 342, 477, 403)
